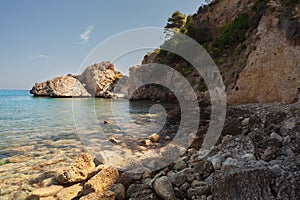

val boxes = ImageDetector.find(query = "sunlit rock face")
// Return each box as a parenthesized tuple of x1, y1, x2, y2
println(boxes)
(30, 75, 91, 97)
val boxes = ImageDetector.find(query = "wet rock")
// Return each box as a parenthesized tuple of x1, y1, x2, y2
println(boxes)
(55, 183, 82, 200)
(212, 167, 274, 200)
(79, 190, 114, 200)
(149, 133, 160, 143)
(56, 153, 95, 184)
(153, 176, 175, 200)
(31, 185, 63, 197)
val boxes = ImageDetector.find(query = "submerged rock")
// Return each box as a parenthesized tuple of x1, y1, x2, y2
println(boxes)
(56, 153, 95, 184)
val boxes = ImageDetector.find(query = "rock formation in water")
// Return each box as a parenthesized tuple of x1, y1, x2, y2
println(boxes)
(30, 62, 125, 98)
(75, 61, 123, 98)
(30, 75, 91, 97)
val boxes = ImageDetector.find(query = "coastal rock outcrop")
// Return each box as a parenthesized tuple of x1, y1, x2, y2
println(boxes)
(30, 61, 125, 98)
(76, 61, 123, 98)
(30, 75, 91, 97)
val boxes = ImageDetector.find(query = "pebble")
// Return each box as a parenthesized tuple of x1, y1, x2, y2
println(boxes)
(270, 132, 282, 141)
(241, 118, 250, 126)
(269, 164, 282, 178)
(174, 160, 187, 171)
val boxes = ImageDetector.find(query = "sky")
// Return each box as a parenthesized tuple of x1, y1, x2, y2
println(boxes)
(0, 0, 205, 89)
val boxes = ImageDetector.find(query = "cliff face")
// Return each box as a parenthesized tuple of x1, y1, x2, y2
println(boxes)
(136, 0, 300, 105)
(194, 0, 300, 104)
(228, 1, 300, 104)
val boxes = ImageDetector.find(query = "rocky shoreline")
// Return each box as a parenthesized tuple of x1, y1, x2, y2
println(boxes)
(22, 102, 300, 200)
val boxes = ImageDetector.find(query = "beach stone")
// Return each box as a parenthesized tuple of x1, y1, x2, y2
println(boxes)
(7, 155, 33, 163)
(269, 164, 282, 178)
(41, 177, 57, 187)
(222, 157, 239, 170)
(110, 183, 125, 200)
(56, 153, 95, 184)
(40, 197, 56, 200)
(81, 166, 119, 196)
(13, 191, 28, 200)
(241, 118, 250, 126)
(129, 189, 159, 200)
(187, 185, 211, 199)
(170, 172, 186, 187)
(116, 174, 134, 190)
(174, 187, 186, 199)
(153, 176, 175, 200)
(174, 160, 186, 171)
(79, 190, 115, 200)
(180, 182, 190, 192)
(193, 159, 214, 179)
(126, 184, 148, 198)
(55, 183, 82, 200)
(149, 133, 160, 143)
(31, 185, 63, 197)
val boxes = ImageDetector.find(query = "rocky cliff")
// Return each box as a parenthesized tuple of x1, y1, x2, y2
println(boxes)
(135, 0, 300, 105)
(30, 62, 124, 98)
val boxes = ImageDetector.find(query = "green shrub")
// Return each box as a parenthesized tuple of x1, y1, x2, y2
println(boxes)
(212, 14, 249, 50)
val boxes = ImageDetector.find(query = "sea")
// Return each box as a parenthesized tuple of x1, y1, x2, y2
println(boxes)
(0, 90, 175, 198)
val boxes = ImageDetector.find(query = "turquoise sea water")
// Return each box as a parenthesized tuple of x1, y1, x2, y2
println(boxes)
(0, 90, 177, 198)
(0, 90, 175, 159)
(0, 90, 78, 156)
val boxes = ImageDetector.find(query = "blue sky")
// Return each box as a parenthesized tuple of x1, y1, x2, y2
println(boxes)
(0, 1, 205, 89)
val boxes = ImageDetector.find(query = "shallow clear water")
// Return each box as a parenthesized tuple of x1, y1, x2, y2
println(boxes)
(0, 90, 177, 198)
(0, 90, 175, 159)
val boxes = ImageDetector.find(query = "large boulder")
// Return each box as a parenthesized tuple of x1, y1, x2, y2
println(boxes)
(76, 61, 123, 98)
(56, 153, 95, 184)
(30, 75, 91, 97)
(212, 167, 274, 200)
(81, 166, 119, 196)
